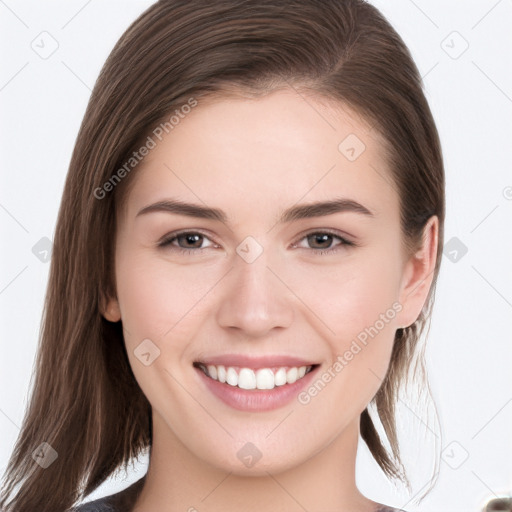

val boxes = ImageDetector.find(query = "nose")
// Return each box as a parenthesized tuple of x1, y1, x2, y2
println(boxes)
(216, 249, 294, 339)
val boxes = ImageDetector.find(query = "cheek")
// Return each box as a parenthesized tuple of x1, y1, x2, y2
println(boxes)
(284, 252, 401, 408)
(115, 252, 226, 412)
(115, 250, 225, 343)
(283, 250, 402, 342)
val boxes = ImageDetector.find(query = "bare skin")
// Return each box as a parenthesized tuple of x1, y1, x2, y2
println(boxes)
(102, 87, 437, 512)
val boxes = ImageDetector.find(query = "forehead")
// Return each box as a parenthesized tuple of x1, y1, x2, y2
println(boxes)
(120, 88, 398, 225)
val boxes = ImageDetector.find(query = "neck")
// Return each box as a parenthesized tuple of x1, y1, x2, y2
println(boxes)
(132, 410, 377, 512)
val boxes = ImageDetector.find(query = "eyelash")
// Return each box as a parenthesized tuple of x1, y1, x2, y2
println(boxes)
(157, 229, 356, 256)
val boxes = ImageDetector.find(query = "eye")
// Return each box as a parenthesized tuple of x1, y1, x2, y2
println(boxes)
(157, 229, 356, 256)
(293, 230, 355, 255)
(158, 231, 216, 254)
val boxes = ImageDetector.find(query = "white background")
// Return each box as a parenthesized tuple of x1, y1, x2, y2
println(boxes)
(1, 1, 511, 510)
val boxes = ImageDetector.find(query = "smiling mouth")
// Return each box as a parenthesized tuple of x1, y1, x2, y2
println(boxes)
(193, 362, 318, 390)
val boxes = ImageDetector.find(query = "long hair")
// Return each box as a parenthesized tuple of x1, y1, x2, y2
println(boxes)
(0, 1, 444, 510)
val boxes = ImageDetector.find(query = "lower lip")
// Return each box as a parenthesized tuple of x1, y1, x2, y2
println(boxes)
(194, 365, 319, 412)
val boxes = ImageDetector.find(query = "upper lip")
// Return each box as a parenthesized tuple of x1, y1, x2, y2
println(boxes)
(194, 354, 318, 369)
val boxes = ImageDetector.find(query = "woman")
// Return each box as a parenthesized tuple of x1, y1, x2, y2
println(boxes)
(0, 1, 444, 511)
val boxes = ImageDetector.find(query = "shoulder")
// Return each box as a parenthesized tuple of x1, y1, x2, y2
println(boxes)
(72, 475, 146, 512)
(375, 507, 409, 512)
(72, 496, 116, 512)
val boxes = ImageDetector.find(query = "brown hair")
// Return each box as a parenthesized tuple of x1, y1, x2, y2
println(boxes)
(0, 1, 444, 510)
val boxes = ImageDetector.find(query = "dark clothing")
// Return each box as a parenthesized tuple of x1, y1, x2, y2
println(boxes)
(73, 475, 407, 512)
(73, 476, 145, 512)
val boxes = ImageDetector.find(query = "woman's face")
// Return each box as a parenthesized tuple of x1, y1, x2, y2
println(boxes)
(105, 87, 435, 475)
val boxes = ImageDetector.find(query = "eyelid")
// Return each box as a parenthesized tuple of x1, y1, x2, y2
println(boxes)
(157, 229, 218, 248)
(158, 228, 357, 254)
(290, 228, 356, 248)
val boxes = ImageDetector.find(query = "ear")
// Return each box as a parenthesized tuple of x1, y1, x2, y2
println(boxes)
(396, 216, 439, 329)
(100, 293, 121, 323)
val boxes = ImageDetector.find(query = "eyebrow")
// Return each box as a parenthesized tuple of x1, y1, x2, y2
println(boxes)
(135, 197, 374, 224)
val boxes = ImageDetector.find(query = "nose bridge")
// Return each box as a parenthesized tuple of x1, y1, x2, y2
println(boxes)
(215, 242, 294, 337)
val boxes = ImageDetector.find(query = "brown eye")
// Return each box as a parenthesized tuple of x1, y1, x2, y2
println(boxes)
(306, 233, 335, 249)
(158, 231, 215, 252)
(175, 233, 204, 248)
(293, 230, 355, 255)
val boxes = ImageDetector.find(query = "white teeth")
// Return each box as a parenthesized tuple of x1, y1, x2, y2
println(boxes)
(286, 367, 298, 384)
(274, 367, 287, 386)
(198, 363, 313, 390)
(217, 365, 226, 383)
(238, 368, 256, 390)
(256, 368, 275, 389)
(226, 367, 238, 386)
(207, 365, 217, 380)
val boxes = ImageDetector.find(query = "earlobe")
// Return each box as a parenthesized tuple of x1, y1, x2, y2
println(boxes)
(396, 216, 439, 328)
(101, 295, 122, 322)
